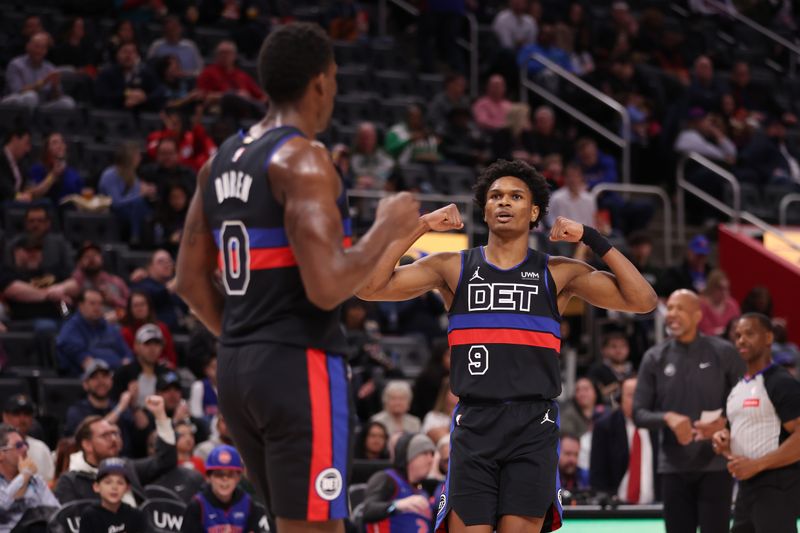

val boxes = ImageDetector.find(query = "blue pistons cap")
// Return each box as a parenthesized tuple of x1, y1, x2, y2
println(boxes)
(206, 444, 244, 472)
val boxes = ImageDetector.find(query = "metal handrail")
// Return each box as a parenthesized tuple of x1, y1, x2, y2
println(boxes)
(703, 0, 800, 75)
(779, 194, 800, 227)
(347, 189, 475, 245)
(519, 53, 631, 184)
(377, 0, 479, 98)
(675, 152, 741, 243)
(590, 183, 673, 265)
(739, 211, 800, 252)
(676, 154, 800, 252)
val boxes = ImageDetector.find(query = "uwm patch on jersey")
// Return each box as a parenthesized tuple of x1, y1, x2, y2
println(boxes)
(447, 247, 563, 401)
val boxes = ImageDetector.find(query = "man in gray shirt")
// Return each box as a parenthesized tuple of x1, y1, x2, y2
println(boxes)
(2, 32, 75, 110)
(634, 289, 744, 533)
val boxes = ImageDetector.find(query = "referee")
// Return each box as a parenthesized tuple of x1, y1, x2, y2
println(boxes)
(712, 313, 800, 533)
(633, 289, 744, 533)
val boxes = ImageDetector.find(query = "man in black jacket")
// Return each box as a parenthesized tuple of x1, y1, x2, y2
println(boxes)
(53, 395, 176, 506)
(362, 433, 436, 531)
(94, 42, 165, 111)
(0, 126, 31, 203)
(738, 116, 800, 187)
(590, 377, 658, 503)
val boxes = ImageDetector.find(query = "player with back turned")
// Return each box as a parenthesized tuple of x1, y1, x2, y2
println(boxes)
(357, 159, 657, 533)
(174, 23, 457, 533)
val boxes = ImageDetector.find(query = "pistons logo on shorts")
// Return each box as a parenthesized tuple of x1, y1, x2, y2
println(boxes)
(437, 494, 447, 514)
(315, 468, 343, 501)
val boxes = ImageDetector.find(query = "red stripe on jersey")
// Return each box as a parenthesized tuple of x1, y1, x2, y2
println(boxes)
(447, 328, 561, 351)
(743, 398, 760, 408)
(369, 520, 392, 533)
(306, 349, 333, 521)
(250, 247, 298, 270)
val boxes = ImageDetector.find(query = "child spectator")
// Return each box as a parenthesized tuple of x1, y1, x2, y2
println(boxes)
(79, 458, 146, 533)
(181, 445, 262, 532)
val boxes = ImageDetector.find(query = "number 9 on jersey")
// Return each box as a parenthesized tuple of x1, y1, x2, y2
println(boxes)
(468, 345, 489, 376)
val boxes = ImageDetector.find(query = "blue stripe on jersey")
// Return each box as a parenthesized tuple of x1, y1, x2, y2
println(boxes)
(213, 219, 352, 249)
(448, 313, 561, 338)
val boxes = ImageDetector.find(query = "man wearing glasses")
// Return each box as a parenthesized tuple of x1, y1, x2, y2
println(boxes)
(0, 423, 59, 532)
(54, 395, 177, 506)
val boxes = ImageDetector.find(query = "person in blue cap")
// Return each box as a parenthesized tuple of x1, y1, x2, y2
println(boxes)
(79, 457, 146, 532)
(181, 444, 261, 532)
(660, 234, 712, 297)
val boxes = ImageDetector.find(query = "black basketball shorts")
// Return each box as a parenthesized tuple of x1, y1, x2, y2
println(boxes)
(217, 342, 354, 521)
(434, 399, 564, 531)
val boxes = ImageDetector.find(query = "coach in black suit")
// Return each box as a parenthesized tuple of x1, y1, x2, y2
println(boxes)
(591, 377, 659, 503)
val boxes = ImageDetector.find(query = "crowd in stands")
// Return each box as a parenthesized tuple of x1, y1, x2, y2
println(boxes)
(0, 0, 799, 532)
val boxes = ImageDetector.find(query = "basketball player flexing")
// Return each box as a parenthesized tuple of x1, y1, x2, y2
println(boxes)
(357, 159, 658, 533)
(174, 23, 456, 533)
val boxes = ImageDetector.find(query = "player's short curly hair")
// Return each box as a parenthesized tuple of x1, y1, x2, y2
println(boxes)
(473, 159, 550, 229)
(257, 22, 333, 104)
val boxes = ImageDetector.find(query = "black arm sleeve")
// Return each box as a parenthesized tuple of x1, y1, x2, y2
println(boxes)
(361, 471, 399, 524)
(764, 367, 800, 424)
(246, 500, 263, 532)
(132, 431, 178, 485)
(181, 499, 203, 532)
(633, 348, 667, 430)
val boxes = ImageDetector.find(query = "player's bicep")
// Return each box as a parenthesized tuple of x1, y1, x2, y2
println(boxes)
(176, 163, 217, 281)
(362, 258, 446, 302)
(566, 268, 634, 311)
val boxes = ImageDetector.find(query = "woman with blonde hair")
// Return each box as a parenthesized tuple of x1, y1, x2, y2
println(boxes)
(98, 141, 157, 242)
(491, 102, 538, 165)
(699, 269, 741, 336)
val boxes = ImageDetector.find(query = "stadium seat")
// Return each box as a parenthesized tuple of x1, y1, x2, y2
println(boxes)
(194, 27, 230, 57)
(116, 249, 153, 279)
(374, 70, 416, 99)
(35, 107, 86, 135)
(379, 335, 431, 378)
(397, 163, 434, 190)
(334, 94, 378, 126)
(62, 211, 119, 246)
(144, 485, 182, 502)
(0, 103, 33, 131)
(47, 499, 94, 533)
(337, 65, 373, 95)
(87, 109, 138, 141)
(2, 207, 28, 236)
(252, 502, 270, 532)
(60, 71, 94, 103)
(38, 377, 84, 420)
(83, 143, 117, 177)
(141, 498, 187, 533)
(351, 459, 391, 484)
(417, 73, 445, 101)
(333, 41, 369, 67)
(435, 164, 476, 195)
(380, 97, 424, 126)
(137, 112, 163, 136)
(348, 483, 367, 509)
(369, 40, 407, 71)
(0, 331, 56, 369)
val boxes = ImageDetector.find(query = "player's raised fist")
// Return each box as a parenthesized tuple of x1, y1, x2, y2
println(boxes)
(423, 203, 464, 232)
(549, 216, 585, 243)
(376, 192, 422, 236)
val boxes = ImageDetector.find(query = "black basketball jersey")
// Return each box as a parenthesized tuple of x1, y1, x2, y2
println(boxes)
(202, 126, 350, 352)
(447, 246, 562, 401)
